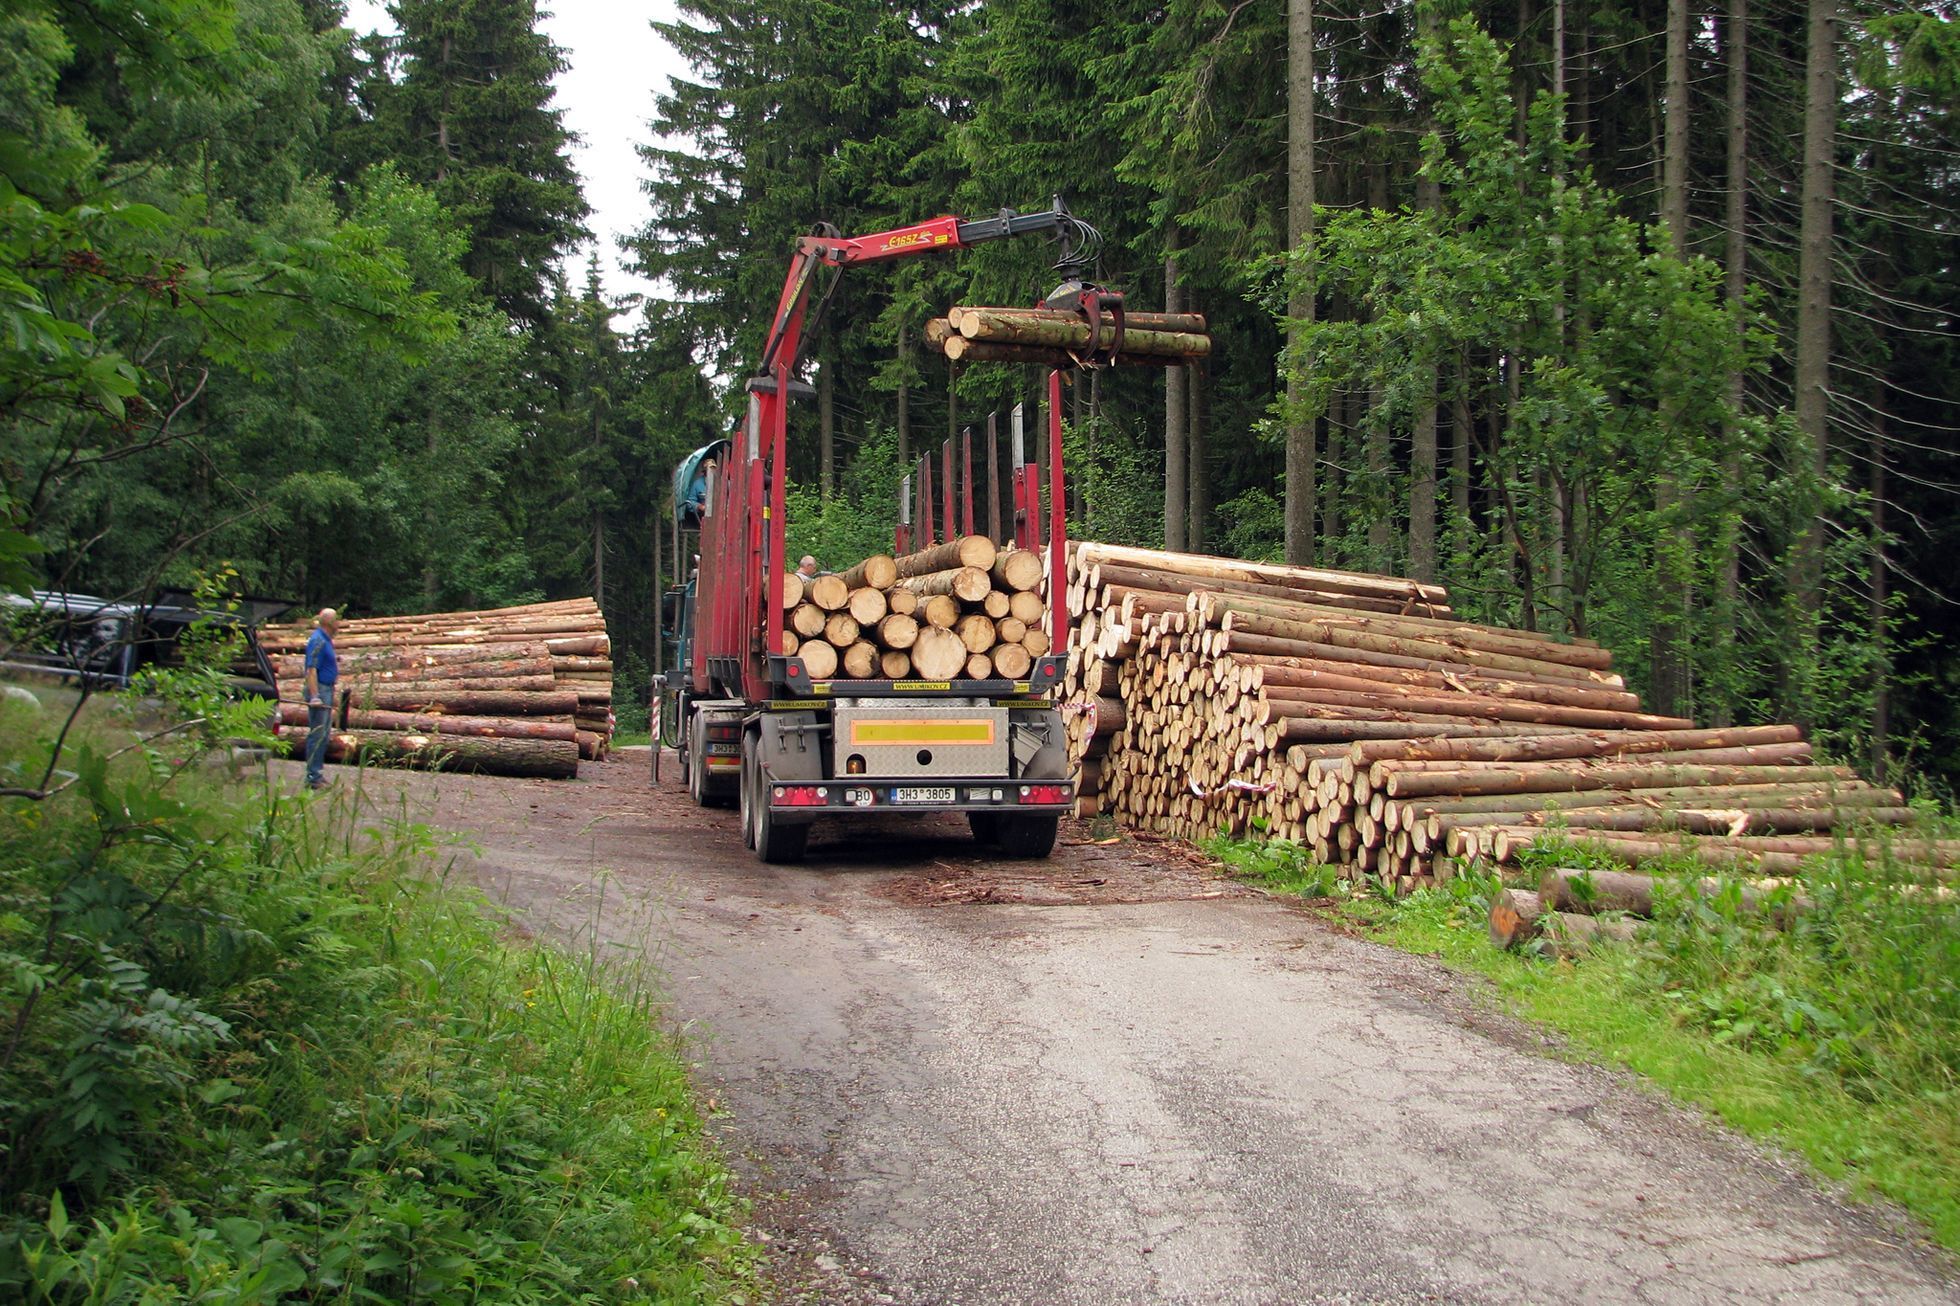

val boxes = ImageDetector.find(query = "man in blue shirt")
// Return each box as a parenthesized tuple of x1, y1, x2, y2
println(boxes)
(302, 608, 341, 790)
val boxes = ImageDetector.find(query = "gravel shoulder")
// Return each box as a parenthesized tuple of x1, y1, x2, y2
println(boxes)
(313, 752, 1959, 1305)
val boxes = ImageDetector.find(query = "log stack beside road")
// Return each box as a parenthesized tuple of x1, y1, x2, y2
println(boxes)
(262, 597, 612, 780)
(1057, 543, 1940, 889)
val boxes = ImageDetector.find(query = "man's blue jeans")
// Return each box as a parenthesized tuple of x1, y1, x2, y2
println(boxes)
(305, 700, 332, 787)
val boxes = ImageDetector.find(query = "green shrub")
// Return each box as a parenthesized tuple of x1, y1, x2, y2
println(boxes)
(0, 696, 750, 1301)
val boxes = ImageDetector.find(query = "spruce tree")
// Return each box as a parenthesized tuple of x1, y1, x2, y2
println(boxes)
(370, 0, 588, 324)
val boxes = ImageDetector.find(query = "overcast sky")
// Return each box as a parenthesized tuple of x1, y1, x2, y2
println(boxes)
(344, 2, 689, 303)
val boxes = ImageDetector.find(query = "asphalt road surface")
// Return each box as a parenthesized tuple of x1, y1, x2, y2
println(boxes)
(319, 752, 1958, 1304)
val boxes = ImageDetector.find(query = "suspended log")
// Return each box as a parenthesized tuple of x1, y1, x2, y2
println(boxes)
(948, 305, 1210, 334)
(939, 338, 1182, 367)
(839, 554, 899, 590)
(953, 308, 1212, 357)
(323, 730, 579, 779)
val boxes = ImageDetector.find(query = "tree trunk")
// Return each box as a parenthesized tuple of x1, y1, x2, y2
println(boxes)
(1713, 0, 1748, 726)
(819, 346, 836, 502)
(1648, 0, 1694, 717)
(897, 324, 911, 465)
(1189, 359, 1210, 552)
(1164, 247, 1188, 551)
(1792, 0, 1837, 718)
(1285, 0, 1316, 564)
(1871, 390, 1890, 783)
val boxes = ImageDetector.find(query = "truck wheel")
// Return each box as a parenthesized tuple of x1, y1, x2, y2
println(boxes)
(740, 733, 808, 864)
(994, 813, 1059, 859)
(738, 746, 758, 848)
(686, 714, 708, 807)
(967, 812, 1001, 846)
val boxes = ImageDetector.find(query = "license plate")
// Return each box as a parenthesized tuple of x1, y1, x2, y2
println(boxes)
(892, 786, 955, 805)
(706, 742, 741, 755)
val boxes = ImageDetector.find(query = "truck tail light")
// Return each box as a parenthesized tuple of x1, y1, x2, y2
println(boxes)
(1019, 784, 1070, 805)
(773, 785, 827, 807)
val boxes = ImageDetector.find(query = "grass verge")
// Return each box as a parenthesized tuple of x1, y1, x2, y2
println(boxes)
(0, 692, 753, 1300)
(1208, 833, 1960, 1252)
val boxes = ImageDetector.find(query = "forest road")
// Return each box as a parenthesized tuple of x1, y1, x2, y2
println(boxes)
(323, 752, 1958, 1305)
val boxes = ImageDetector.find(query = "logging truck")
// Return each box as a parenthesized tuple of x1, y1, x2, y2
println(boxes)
(656, 201, 1108, 863)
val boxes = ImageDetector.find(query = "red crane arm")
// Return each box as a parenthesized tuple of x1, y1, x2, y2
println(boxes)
(724, 200, 1089, 703)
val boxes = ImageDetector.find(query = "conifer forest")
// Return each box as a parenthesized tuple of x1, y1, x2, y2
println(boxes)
(4, 0, 1956, 784)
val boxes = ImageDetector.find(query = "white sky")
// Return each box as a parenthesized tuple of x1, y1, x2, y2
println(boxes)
(344, 1, 688, 304)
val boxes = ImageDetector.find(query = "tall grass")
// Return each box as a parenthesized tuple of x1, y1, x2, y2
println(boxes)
(0, 693, 751, 1300)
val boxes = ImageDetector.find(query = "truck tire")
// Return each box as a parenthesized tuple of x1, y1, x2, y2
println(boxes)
(994, 813, 1059, 859)
(967, 811, 1001, 846)
(745, 744, 809, 864)
(736, 741, 760, 843)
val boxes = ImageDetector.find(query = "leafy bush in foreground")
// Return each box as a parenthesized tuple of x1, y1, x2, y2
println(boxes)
(0, 696, 750, 1300)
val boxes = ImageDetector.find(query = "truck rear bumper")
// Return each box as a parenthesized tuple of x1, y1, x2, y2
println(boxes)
(764, 778, 1073, 815)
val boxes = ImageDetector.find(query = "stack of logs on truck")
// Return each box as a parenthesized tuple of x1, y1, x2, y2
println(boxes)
(263, 598, 612, 779)
(781, 537, 1051, 683)
(1058, 543, 1950, 891)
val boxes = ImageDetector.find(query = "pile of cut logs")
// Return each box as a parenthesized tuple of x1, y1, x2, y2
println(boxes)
(1059, 543, 1943, 890)
(924, 306, 1212, 369)
(784, 535, 1051, 681)
(262, 598, 611, 780)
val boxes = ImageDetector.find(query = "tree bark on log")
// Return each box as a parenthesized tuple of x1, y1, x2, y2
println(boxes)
(952, 310, 1212, 357)
(323, 730, 579, 779)
(839, 554, 899, 589)
(896, 535, 997, 577)
(278, 703, 577, 740)
(906, 566, 992, 600)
